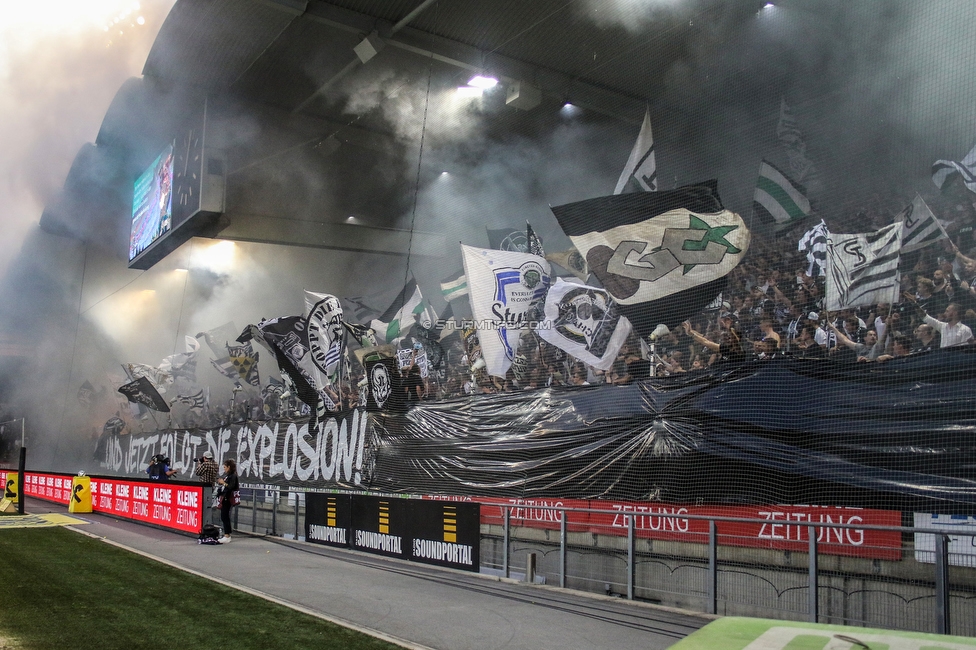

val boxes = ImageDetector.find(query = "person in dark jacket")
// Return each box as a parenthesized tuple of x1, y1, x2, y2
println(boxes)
(146, 454, 176, 480)
(215, 459, 239, 543)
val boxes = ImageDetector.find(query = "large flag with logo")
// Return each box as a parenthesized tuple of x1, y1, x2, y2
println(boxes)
(753, 160, 812, 229)
(932, 142, 976, 194)
(550, 181, 750, 335)
(239, 317, 337, 411)
(369, 278, 434, 344)
(825, 222, 903, 311)
(897, 193, 949, 253)
(362, 357, 405, 412)
(614, 108, 657, 194)
(118, 376, 170, 412)
(536, 278, 632, 370)
(461, 244, 551, 378)
(304, 291, 344, 384)
(226, 342, 260, 387)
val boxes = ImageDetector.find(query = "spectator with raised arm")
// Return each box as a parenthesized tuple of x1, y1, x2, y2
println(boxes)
(828, 317, 886, 362)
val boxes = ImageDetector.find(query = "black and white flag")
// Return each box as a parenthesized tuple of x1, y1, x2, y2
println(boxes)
(551, 181, 750, 335)
(536, 279, 632, 371)
(897, 193, 949, 253)
(362, 357, 404, 412)
(173, 389, 206, 414)
(798, 220, 829, 277)
(526, 221, 545, 257)
(932, 142, 976, 194)
(825, 222, 903, 311)
(118, 376, 170, 412)
(304, 290, 344, 382)
(614, 108, 657, 193)
(239, 317, 337, 412)
(77, 380, 96, 407)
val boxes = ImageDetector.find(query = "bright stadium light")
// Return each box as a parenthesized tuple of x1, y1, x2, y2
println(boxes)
(467, 75, 498, 89)
(456, 85, 483, 98)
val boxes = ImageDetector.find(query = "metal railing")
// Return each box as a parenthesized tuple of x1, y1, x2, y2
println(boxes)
(232, 491, 976, 636)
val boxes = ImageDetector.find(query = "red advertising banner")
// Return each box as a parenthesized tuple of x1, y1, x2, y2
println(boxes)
(430, 496, 903, 561)
(17, 471, 203, 534)
(89, 478, 203, 534)
(20, 472, 72, 505)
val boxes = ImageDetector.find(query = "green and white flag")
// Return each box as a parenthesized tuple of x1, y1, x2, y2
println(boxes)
(369, 279, 434, 344)
(753, 159, 812, 229)
(440, 269, 469, 302)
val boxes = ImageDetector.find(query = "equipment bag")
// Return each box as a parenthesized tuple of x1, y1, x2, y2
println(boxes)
(198, 524, 221, 545)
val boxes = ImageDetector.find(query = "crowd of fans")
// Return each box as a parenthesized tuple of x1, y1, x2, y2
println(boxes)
(114, 192, 976, 431)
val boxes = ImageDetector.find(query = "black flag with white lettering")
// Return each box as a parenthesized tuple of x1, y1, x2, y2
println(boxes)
(118, 376, 170, 412)
(550, 181, 751, 335)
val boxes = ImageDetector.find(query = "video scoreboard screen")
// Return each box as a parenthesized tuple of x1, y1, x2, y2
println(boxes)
(129, 144, 174, 263)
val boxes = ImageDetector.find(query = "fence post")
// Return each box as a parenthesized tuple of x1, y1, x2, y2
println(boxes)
(809, 524, 818, 623)
(294, 492, 300, 540)
(560, 509, 567, 589)
(251, 488, 257, 533)
(934, 533, 951, 634)
(627, 514, 635, 600)
(271, 488, 278, 536)
(503, 507, 510, 579)
(708, 519, 717, 615)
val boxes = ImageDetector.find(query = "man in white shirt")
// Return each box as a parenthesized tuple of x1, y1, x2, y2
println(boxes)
(923, 303, 973, 348)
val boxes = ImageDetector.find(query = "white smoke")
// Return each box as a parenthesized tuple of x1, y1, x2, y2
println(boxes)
(0, 0, 175, 278)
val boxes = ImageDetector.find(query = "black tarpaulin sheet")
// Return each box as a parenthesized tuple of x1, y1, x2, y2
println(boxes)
(101, 348, 976, 512)
(368, 347, 976, 511)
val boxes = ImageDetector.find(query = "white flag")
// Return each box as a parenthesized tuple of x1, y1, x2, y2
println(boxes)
(461, 244, 551, 378)
(536, 278, 632, 371)
(898, 194, 949, 253)
(614, 108, 657, 194)
(825, 222, 902, 311)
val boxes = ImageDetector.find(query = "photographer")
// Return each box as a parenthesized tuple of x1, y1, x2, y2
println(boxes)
(146, 454, 176, 481)
(193, 451, 219, 524)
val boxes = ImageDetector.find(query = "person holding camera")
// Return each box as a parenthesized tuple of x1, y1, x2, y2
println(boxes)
(215, 459, 239, 544)
(194, 451, 219, 523)
(146, 454, 177, 481)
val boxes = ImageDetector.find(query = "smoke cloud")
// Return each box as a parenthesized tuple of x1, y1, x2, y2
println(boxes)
(5, 1, 976, 472)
